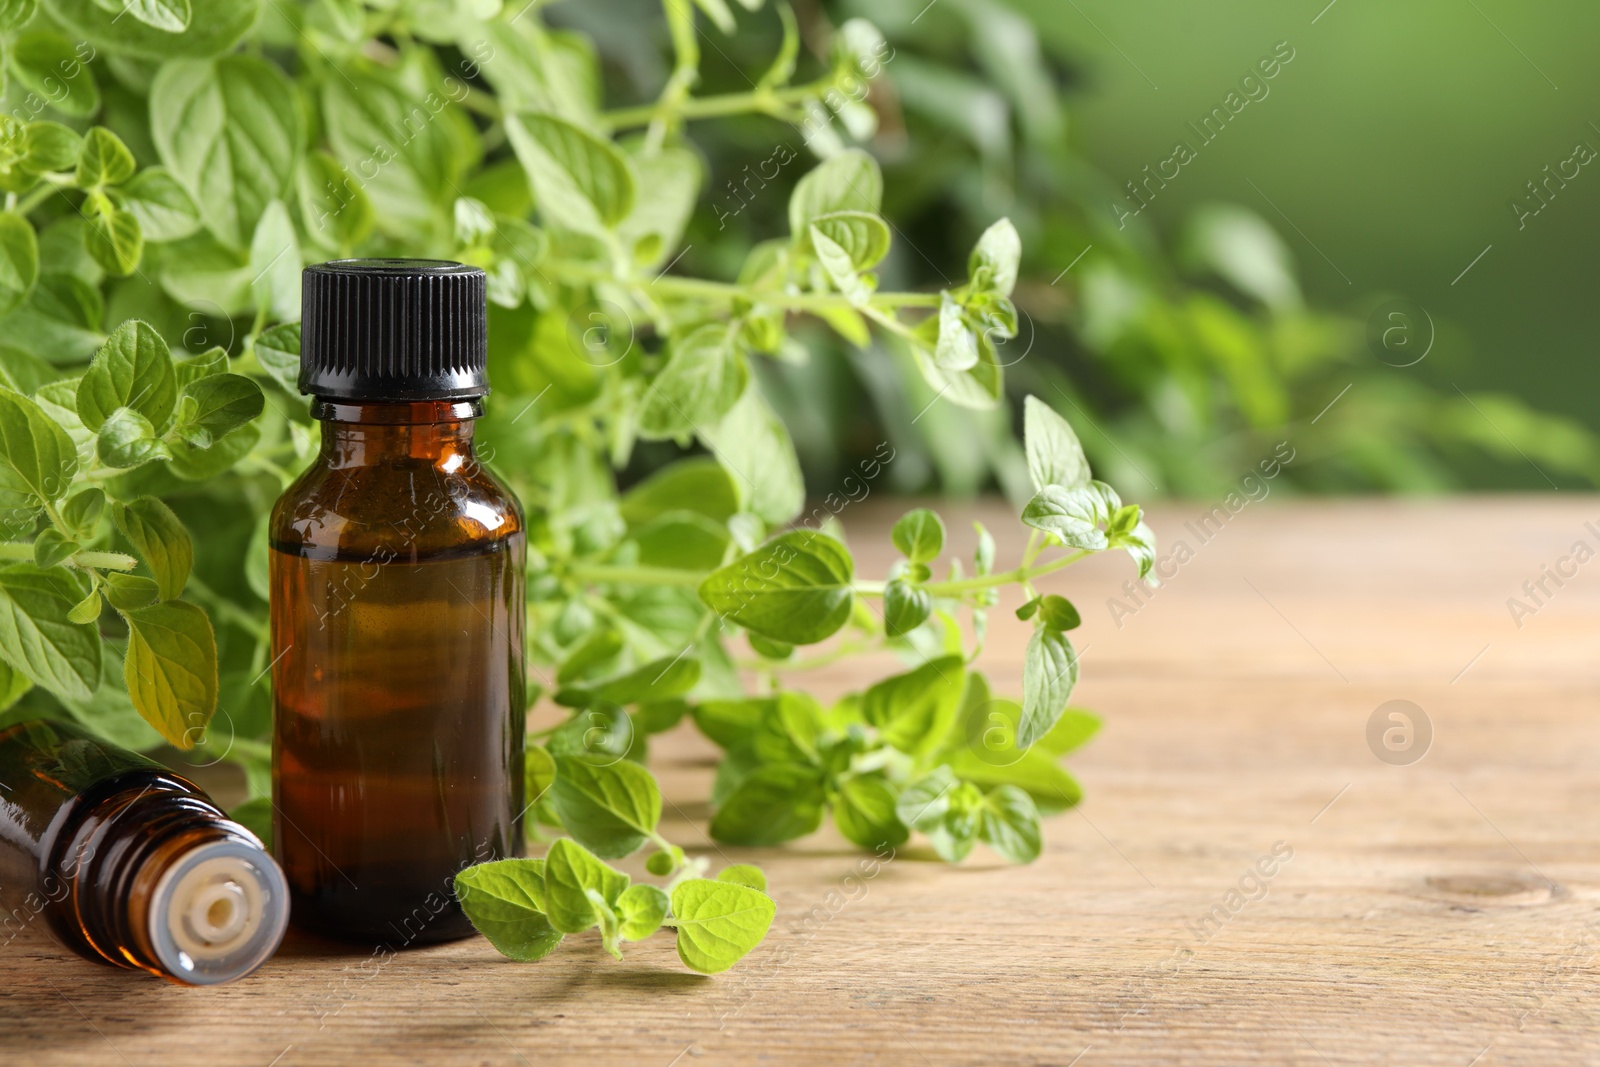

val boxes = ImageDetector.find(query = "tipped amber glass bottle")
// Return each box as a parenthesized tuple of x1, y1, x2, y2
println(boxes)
(0, 719, 289, 984)
(269, 260, 525, 945)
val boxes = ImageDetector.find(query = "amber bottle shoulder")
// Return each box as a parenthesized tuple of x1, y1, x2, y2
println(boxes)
(269, 449, 525, 563)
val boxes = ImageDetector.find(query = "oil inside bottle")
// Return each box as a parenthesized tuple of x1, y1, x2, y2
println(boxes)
(270, 536, 525, 944)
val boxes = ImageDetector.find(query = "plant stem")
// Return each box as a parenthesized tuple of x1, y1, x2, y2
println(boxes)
(14, 177, 71, 217)
(542, 257, 941, 313)
(855, 549, 1094, 598)
(598, 78, 837, 132)
(567, 562, 704, 588)
(571, 549, 1093, 601)
(0, 541, 137, 570)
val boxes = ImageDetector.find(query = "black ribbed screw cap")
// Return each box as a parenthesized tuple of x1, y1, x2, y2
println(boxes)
(299, 259, 489, 401)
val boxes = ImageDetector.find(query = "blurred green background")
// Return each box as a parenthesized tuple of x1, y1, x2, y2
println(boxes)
(1030, 0, 1600, 473)
(565, 0, 1600, 498)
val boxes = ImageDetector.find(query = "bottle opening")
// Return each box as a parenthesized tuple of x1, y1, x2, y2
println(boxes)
(148, 839, 290, 985)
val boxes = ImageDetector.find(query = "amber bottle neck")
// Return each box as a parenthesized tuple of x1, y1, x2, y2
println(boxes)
(310, 399, 484, 468)
(58, 779, 228, 973)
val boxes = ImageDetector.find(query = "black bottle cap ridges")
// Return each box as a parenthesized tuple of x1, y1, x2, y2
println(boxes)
(299, 259, 489, 402)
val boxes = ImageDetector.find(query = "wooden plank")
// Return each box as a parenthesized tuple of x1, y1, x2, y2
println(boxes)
(4, 498, 1599, 1065)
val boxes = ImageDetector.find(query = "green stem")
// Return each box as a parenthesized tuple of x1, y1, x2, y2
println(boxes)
(598, 77, 838, 132)
(567, 562, 703, 589)
(542, 258, 942, 313)
(856, 549, 1094, 598)
(0, 541, 137, 571)
(1021, 528, 1043, 567)
(15, 176, 71, 217)
(860, 304, 930, 345)
(571, 548, 1093, 603)
(457, 84, 502, 120)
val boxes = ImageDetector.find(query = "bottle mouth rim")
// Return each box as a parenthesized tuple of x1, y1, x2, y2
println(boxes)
(147, 838, 290, 986)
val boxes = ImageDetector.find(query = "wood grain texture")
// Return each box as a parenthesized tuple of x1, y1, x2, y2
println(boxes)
(5, 497, 1600, 1066)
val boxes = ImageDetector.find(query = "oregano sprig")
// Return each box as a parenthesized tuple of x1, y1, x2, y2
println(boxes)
(457, 750, 775, 974)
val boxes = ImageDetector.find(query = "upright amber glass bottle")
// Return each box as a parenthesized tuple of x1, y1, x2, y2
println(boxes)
(0, 719, 289, 984)
(270, 260, 525, 945)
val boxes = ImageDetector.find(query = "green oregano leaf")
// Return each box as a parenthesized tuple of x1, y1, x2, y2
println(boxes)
(891, 508, 945, 563)
(549, 755, 663, 859)
(1018, 627, 1078, 750)
(121, 600, 217, 750)
(525, 744, 556, 810)
(31, 528, 77, 568)
(171, 372, 265, 449)
(173, 348, 228, 391)
(669, 878, 776, 974)
(253, 321, 301, 395)
(66, 590, 101, 626)
(789, 149, 882, 239)
(809, 223, 872, 307)
(710, 762, 826, 845)
(0, 564, 100, 701)
(698, 531, 854, 646)
(638, 324, 749, 439)
(0, 386, 75, 502)
(698, 386, 805, 526)
(85, 207, 144, 278)
(616, 883, 669, 941)
(861, 655, 966, 758)
(715, 864, 767, 892)
(540, 838, 629, 934)
(883, 578, 931, 638)
(112, 497, 193, 602)
(77, 320, 178, 434)
(1036, 595, 1081, 632)
(808, 211, 890, 270)
(833, 775, 908, 851)
(1021, 484, 1110, 550)
(75, 128, 138, 190)
(21, 122, 81, 175)
(101, 573, 159, 612)
(0, 212, 39, 319)
(97, 408, 171, 469)
(150, 55, 303, 249)
(969, 217, 1021, 297)
(111, 0, 193, 34)
(978, 785, 1042, 864)
(1023, 395, 1091, 492)
(506, 112, 636, 234)
(11, 31, 99, 118)
(455, 859, 564, 962)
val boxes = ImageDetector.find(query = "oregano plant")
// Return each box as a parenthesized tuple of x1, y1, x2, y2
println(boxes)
(0, 0, 1155, 973)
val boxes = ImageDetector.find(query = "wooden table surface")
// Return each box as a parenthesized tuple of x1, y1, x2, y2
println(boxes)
(6, 497, 1600, 1066)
